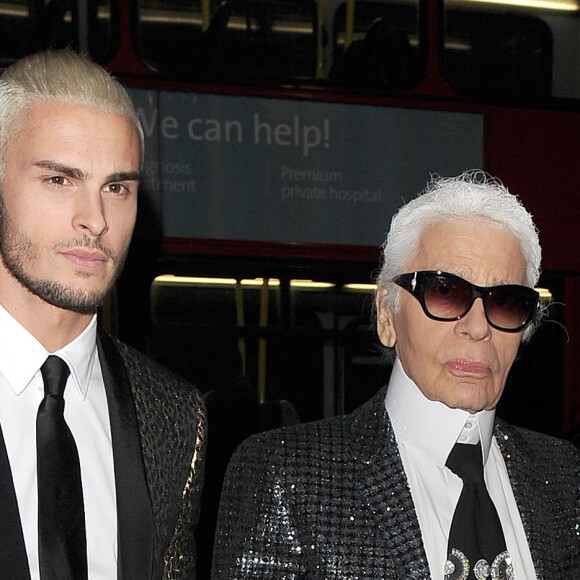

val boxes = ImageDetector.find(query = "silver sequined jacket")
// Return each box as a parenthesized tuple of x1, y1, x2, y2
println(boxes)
(211, 385, 580, 579)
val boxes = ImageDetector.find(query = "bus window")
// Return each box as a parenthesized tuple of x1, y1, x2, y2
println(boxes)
(135, 0, 425, 89)
(0, 1, 32, 61)
(135, 0, 318, 81)
(0, 0, 116, 65)
(329, 0, 425, 90)
(443, 0, 580, 100)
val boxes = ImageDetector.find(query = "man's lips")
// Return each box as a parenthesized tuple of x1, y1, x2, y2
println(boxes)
(61, 248, 109, 270)
(445, 358, 491, 376)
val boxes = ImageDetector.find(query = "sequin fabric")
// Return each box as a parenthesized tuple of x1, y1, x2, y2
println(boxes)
(114, 339, 207, 580)
(212, 386, 580, 579)
(495, 418, 580, 578)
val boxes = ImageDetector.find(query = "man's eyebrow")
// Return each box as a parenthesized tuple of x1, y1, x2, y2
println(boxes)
(34, 160, 87, 180)
(107, 171, 140, 183)
(34, 162, 140, 184)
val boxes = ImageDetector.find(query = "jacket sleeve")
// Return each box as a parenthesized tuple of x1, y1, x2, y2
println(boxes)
(110, 335, 208, 580)
(211, 432, 307, 579)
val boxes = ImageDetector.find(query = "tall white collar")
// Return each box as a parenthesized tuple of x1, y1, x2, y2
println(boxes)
(385, 358, 496, 468)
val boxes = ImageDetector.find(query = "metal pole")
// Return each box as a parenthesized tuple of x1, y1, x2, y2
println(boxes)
(77, 0, 89, 54)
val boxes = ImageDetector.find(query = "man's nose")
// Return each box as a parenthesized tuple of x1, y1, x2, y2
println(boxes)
(72, 191, 109, 237)
(455, 298, 492, 341)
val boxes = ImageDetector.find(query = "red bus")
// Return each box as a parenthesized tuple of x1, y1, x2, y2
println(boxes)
(4, 1, 580, 575)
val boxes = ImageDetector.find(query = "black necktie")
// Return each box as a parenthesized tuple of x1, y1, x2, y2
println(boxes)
(444, 442, 512, 580)
(36, 356, 88, 580)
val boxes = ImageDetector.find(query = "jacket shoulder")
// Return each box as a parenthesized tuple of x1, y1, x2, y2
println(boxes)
(496, 418, 580, 468)
(229, 385, 389, 472)
(105, 334, 205, 411)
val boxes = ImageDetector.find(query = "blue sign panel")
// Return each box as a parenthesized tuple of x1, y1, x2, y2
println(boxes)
(130, 90, 483, 247)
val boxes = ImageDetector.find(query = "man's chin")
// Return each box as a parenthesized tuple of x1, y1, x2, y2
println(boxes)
(26, 280, 111, 315)
(42, 295, 104, 315)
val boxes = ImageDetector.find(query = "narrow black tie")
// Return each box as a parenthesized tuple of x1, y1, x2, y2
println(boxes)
(36, 356, 87, 580)
(444, 442, 512, 580)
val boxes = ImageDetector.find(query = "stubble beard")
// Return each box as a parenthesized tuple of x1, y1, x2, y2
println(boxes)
(0, 202, 128, 315)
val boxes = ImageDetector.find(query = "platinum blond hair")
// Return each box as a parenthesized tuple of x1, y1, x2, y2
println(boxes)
(0, 50, 144, 180)
(375, 170, 542, 340)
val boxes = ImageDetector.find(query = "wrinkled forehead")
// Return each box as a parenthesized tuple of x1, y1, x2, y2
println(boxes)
(409, 218, 527, 285)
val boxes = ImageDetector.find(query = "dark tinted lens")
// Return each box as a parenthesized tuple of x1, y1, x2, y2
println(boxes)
(423, 274, 472, 319)
(486, 286, 536, 330)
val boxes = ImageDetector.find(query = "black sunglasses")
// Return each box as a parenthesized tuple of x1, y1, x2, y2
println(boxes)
(392, 270, 539, 332)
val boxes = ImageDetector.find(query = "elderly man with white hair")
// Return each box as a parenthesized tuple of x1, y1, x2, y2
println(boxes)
(212, 170, 580, 580)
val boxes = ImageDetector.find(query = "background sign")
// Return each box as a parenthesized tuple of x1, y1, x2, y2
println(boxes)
(130, 90, 484, 247)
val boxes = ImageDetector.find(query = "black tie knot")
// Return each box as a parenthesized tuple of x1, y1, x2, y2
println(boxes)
(446, 442, 484, 484)
(40, 356, 71, 398)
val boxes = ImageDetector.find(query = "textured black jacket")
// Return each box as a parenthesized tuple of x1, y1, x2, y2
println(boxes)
(212, 385, 580, 579)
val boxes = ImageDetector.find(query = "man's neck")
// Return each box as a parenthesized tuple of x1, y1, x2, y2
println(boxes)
(0, 283, 94, 352)
(385, 358, 496, 468)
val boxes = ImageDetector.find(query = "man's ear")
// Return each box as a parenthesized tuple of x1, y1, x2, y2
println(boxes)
(376, 287, 397, 348)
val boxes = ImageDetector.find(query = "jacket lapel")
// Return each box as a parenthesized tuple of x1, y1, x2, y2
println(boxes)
(98, 331, 154, 580)
(353, 388, 431, 579)
(0, 424, 31, 580)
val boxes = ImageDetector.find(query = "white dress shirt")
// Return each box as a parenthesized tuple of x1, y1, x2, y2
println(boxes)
(0, 305, 118, 579)
(385, 358, 537, 579)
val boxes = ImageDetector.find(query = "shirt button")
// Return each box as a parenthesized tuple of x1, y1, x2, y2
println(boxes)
(459, 434, 467, 442)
